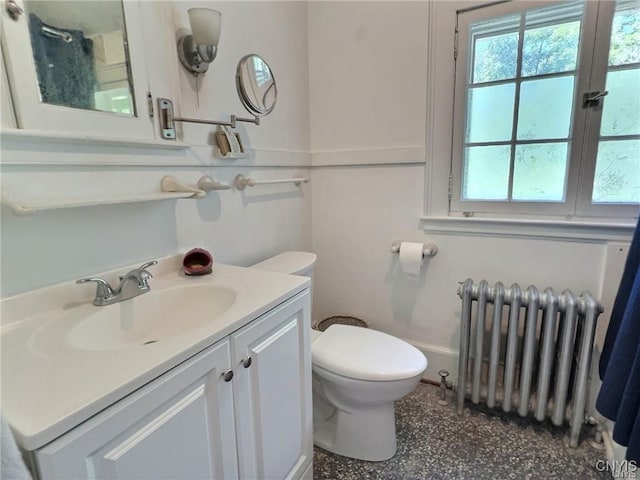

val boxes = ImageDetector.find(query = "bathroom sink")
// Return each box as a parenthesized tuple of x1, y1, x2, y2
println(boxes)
(66, 284, 237, 351)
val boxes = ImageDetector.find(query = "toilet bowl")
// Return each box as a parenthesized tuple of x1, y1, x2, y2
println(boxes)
(251, 252, 428, 461)
(311, 324, 426, 461)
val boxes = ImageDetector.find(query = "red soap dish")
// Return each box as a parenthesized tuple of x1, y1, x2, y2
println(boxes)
(183, 248, 213, 276)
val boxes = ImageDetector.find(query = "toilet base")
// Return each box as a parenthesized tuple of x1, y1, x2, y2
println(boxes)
(314, 404, 397, 462)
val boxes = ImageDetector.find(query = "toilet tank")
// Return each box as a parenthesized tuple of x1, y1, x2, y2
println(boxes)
(251, 251, 317, 322)
(250, 251, 317, 278)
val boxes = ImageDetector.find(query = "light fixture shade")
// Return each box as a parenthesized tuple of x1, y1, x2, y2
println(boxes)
(188, 8, 221, 46)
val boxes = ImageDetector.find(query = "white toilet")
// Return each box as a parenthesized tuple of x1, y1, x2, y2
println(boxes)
(251, 251, 427, 462)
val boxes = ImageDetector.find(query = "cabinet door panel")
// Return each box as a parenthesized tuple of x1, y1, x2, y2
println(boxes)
(36, 340, 238, 480)
(231, 291, 312, 480)
(93, 378, 224, 479)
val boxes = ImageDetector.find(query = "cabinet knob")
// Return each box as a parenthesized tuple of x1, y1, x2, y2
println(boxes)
(222, 369, 234, 382)
(241, 356, 252, 368)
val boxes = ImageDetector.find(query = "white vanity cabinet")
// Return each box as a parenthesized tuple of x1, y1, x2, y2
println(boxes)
(231, 290, 313, 480)
(34, 338, 239, 480)
(33, 290, 312, 480)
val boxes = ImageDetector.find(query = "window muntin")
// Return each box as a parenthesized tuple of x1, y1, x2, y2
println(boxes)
(592, 1, 640, 204)
(453, 0, 640, 218)
(521, 20, 581, 77)
(463, 145, 511, 200)
(461, 1, 583, 204)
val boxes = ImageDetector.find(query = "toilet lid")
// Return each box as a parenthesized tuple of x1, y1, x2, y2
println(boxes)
(311, 324, 427, 381)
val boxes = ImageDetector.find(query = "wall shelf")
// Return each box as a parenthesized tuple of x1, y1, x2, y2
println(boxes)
(1, 192, 194, 215)
(2, 176, 205, 215)
(0, 128, 191, 151)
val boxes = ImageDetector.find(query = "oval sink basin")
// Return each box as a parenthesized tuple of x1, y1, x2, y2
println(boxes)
(66, 284, 237, 351)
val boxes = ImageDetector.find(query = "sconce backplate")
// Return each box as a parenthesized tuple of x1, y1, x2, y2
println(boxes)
(178, 35, 216, 76)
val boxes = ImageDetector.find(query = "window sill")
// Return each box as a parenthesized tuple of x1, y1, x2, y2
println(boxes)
(420, 215, 636, 242)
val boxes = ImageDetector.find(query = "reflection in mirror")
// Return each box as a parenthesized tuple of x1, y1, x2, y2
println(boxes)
(24, 0, 136, 116)
(236, 54, 277, 116)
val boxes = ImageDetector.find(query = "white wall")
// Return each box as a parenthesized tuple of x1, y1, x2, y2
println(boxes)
(308, 1, 427, 153)
(169, 1, 310, 155)
(1, 0, 634, 403)
(1, 1, 311, 297)
(307, 0, 633, 391)
(310, 164, 625, 383)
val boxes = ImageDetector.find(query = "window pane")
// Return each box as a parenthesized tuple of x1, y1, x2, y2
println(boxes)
(517, 76, 575, 140)
(601, 68, 640, 136)
(463, 145, 511, 200)
(472, 32, 519, 83)
(522, 21, 581, 77)
(608, 3, 640, 67)
(513, 143, 568, 201)
(593, 140, 640, 203)
(466, 84, 515, 142)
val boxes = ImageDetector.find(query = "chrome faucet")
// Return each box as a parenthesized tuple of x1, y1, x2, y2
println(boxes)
(77, 260, 158, 306)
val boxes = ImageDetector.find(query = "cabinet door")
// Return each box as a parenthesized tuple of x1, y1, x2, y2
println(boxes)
(231, 290, 313, 480)
(1, 0, 155, 140)
(36, 340, 238, 480)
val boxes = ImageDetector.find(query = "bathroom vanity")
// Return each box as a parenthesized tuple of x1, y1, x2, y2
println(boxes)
(0, 257, 313, 479)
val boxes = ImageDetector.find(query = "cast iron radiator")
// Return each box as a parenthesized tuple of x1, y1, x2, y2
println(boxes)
(456, 279, 603, 447)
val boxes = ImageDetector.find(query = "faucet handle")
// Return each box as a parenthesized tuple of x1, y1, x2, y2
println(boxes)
(136, 260, 157, 287)
(138, 260, 158, 271)
(76, 277, 115, 305)
(138, 270, 153, 288)
(119, 260, 157, 282)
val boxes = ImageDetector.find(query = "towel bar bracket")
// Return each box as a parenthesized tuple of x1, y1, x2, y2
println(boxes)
(158, 98, 259, 140)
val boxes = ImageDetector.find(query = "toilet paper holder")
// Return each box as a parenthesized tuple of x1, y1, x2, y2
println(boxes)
(391, 241, 438, 258)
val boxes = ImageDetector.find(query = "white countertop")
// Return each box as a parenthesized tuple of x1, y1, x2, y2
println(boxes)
(0, 256, 309, 451)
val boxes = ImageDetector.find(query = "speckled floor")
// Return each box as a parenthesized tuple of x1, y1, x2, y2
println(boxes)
(313, 382, 609, 480)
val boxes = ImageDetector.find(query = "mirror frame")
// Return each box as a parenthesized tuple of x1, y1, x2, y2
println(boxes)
(235, 54, 277, 117)
(1, 0, 155, 142)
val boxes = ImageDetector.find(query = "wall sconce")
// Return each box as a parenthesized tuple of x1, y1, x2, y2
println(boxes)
(177, 8, 221, 76)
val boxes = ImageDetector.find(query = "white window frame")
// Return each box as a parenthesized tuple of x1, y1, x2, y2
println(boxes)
(448, 0, 640, 219)
(421, 0, 638, 241)
(577, 0, 640, 218)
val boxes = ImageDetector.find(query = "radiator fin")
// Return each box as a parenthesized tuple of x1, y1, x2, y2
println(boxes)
(456, 279, 602, 448)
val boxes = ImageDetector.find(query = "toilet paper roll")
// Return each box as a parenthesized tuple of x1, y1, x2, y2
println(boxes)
(398, 242, 424, 277)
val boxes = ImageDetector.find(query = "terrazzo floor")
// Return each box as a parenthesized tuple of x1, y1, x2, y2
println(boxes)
(313, 382, 610, 480)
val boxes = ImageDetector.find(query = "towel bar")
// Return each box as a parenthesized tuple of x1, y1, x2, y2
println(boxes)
(234, 174, 309, 190)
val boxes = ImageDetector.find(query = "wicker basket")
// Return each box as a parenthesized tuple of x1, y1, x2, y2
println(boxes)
(314, 315, 369, 332)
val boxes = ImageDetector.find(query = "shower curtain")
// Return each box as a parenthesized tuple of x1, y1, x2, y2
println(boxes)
(597, 215, 640, 462)
(28, 13, 96, 110)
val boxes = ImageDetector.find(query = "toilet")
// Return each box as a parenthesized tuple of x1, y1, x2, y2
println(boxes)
(251, 251, 427, 462)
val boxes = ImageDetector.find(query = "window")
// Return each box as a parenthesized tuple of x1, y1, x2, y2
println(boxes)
(451, 0, 640, 218)
(252, 56, 272, 87)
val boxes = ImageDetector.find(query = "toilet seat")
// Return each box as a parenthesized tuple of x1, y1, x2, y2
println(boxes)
(311, 324, 427, 381)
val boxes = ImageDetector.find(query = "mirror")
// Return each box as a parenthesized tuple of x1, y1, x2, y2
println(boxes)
(236, 54, 277, 117)
(24, 0, 136, 116)
(157, 54, 277, 140)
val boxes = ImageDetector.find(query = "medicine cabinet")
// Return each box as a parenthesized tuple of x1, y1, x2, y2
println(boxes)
(1, 0, 157, 141)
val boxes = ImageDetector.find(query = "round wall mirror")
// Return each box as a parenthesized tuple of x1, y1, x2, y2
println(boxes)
(236, 54, 277, 116)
